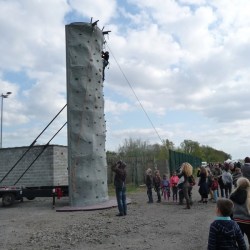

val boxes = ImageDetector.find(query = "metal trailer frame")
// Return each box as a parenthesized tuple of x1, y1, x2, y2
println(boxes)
(0, 105, 69, 207)
(0, 185, 69, 207)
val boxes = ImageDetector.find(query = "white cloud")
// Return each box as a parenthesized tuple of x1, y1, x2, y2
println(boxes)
(1, 0, 250, 159)
(0, 0, 69, 71)
(69, 0, 117, 26)
(105, 99, 132, 114)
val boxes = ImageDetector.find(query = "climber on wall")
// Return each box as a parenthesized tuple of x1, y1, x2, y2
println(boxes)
(102, 51, 109, 81)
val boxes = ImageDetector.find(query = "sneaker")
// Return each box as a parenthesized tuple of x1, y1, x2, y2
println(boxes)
(116, 213, 124, 216)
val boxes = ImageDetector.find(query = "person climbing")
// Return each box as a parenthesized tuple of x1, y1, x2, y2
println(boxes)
(102, 51, 109, 81)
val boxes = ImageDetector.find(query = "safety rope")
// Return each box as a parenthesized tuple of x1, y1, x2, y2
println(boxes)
(106, 43, 166, 147)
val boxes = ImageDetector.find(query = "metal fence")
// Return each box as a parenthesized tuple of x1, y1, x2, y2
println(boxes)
(168, 149, 202, 174)
(107, 156, 169, 186)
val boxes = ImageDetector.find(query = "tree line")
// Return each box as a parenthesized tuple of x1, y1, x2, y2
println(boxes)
(107, 138, 231, 163)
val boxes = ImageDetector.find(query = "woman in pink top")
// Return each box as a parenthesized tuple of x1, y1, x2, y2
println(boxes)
(170, 171, 179, 202)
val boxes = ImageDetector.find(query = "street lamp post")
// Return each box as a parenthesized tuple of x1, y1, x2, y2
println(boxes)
(0, 92, 12, 148)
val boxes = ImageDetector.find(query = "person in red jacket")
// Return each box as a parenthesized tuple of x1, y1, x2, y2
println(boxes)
(170, 171, 179, 202)
(211, 176, 219, 202)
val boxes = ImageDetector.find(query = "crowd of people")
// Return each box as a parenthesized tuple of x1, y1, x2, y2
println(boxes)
(112, 157, 250, 249)
(145, 162, 195, 209)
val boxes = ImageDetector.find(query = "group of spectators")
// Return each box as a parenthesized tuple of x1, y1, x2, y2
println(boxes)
(144, 158, 250, 249)
(207, 157, 250, 249)
(145, 162, 195, 209)
(111, 157, 250, 249)
(198, 161, 242, 203)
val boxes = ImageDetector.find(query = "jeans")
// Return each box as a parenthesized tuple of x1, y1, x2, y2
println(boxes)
(147, 187, 153, 203)
(224, 183, 232, 198)
(115, 187, 127, 215)
(213, 189, 218, 201)
(179, 189, 184, 204)
(155, 187, 161, 202)
(172, 186, 178, 201)
(183, 181, 191, 208)
(219, 184, 225, 197)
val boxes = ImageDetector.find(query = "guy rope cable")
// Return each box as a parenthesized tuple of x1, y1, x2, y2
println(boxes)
(106, 43, 166, 147)
(14, 122, 67, 185)
(0, 104, 67, 184)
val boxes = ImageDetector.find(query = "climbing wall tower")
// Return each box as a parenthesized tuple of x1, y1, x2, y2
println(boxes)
(65, 22, 108, 206)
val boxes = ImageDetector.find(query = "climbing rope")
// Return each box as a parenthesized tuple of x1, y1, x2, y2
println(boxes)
(106, 43, 166, 147)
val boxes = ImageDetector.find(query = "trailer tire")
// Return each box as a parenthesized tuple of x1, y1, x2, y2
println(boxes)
(26, 196, 35, 200)
(2, 193, 15, 207)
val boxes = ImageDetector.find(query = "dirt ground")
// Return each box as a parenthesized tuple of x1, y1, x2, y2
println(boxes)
(0, 185, 233, 250)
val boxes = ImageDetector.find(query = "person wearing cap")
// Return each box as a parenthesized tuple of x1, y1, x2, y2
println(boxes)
(111, 160, 127, 216)
(242, 157, 250, 181)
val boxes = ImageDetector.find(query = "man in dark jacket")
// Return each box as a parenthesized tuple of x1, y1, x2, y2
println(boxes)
(242, 157, 250, 181)
(111, 160, 127, 216)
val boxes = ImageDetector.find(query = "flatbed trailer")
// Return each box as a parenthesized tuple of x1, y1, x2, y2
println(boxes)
(0, 185, 69, 207)
(0, 104, 69, 207)
(0, 106, 69, 208)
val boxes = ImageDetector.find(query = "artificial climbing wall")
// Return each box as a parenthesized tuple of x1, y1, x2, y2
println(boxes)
(65, 22, 108, 206)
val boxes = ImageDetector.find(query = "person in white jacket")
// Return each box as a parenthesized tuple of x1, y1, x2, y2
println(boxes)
(222, 163, 233, 198)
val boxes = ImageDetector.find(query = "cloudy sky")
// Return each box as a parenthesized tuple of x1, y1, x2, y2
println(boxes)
(0, 0, 250, 160)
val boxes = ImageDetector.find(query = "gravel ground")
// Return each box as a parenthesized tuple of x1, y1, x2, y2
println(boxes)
(0, 185, 223, 250)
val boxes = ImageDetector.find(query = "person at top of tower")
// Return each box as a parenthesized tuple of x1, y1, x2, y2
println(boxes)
(102, 51, 109, 61)
(102, 51, 109, 81)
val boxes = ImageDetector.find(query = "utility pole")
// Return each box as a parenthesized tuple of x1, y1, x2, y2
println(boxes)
(0, 92, 12, 148)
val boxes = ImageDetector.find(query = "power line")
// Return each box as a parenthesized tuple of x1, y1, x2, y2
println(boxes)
(106, 43, 165, 146)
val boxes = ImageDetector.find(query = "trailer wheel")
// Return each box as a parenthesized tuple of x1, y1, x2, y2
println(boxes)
(26, 196, 35, 200)
(2, 193, 15, 207)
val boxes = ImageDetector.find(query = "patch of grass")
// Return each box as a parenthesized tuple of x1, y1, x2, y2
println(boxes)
(108, 184, 145, 196)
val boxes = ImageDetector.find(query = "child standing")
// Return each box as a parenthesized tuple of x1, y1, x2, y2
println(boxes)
(153, 170, 162, 203)
(211, 176, 219, 202)
(161, 174, 170, 201)
(145, 168, 153, 203)
(207, 198, 247, 250)
(170, 171, 179, 202)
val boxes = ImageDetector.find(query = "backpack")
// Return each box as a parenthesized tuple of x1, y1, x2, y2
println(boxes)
(211, 180, 219, 190)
